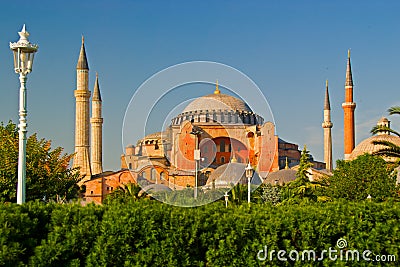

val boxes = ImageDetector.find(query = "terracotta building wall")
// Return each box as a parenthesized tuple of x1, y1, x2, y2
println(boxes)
(84, 170, 136, 204)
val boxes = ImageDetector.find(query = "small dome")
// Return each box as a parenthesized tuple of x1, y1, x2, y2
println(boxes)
(206, 163, 261, 187)
(378, 117, 389, 123)
(349, 134, 400, 161)
(182, 93, 252, 114)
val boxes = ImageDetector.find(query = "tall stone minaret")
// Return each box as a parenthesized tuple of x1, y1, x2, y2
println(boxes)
(342, 49, 356, 160)
(73, 37, 92, 181)
(322, 80, 333, 171)
(90, 73, 103, 175)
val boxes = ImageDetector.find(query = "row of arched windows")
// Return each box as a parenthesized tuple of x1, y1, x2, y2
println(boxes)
(141, 168, 166, 182)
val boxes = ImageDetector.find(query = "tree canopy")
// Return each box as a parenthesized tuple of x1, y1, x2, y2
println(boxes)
(327, 153, 397, 201)
(0, 121, 81, 203)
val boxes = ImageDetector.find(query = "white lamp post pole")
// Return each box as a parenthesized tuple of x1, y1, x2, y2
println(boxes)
(10, 25, 38, 204)
(245, 162, 254, 204)
(190, 125, 202, 199)
(17, 73, 27, 204)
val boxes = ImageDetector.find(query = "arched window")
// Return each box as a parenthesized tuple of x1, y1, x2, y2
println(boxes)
(220, 140, 225, 152)
(128, 163, 132, 169)
(220, 156, 225, 164)
(237, 157, 242, 163)
(160, 171, 165, 180)
(151, 168, 157, 181)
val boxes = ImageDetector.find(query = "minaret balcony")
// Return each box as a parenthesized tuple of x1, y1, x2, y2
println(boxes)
(342, 102, 356, 110)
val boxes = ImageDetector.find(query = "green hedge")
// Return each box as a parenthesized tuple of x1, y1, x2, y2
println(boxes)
(0, 200, 399, 266)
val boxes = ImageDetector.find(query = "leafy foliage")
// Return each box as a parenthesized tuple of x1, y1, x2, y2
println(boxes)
(105, 182, 143, 204)
(1, 200, 400, 266)
(281, 146, 324, 203)
(258, 183, 282, 205)
(327, 154, 397, 201)
(294, 145, 313, 185)
(0, 121, 80, 203)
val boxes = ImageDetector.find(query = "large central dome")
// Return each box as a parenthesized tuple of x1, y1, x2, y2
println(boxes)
(182, 93, 252, 113)
(170, 91, 263, 126)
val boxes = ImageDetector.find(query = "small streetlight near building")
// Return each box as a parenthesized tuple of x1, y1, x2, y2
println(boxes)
(224, 191, 229, 208)
(10, 25, 38, 204)
(245, 162, 254, 203)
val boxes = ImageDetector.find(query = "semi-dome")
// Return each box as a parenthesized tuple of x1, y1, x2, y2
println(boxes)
(182, 93, 252, 114)
(349, 134, 400, 161)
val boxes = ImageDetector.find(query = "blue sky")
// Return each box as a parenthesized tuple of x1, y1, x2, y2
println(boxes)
(0, 1, 399, 171)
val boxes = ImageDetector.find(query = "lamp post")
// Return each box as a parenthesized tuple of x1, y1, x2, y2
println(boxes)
(224, 191, 229, 208)
(10, 25, 38, 204)
(190, 125, 202, 199)
(245, 162, 254, 203)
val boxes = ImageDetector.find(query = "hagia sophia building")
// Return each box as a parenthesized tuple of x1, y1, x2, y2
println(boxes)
(72, 38, 399, 204)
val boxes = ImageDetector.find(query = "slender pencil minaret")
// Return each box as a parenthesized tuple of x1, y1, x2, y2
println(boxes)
(342, 49, 356, 160)
(322, 80, 333, 171)
(90, 73, 103, 175)
(73, 36, 92, 181)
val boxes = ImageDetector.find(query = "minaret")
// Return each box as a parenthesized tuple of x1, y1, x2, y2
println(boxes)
(342, 49, 356, 160)
(322, 80, 333, 171)
(90, 73, 103, 175)
(376, 117, 390, 135)
(73, 36, 92, 181)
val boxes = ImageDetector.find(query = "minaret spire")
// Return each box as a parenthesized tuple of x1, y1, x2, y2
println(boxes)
(324, 80, 331, 110)
(322, 80, 333, 171)
(345, 49, 353, 87)
(76, 35, 89, 70)
(73, 37, 92, 182)
(92, 72, 102, 101)
(342, 49, 356, 160)
(91, 72, 103, 175)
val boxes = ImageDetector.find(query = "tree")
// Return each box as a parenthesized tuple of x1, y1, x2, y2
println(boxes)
(105, 182, 142, 203)
(0, 121, 81, 202)
(257, 183, 282, 205)
(294, 145, 313, 186)
(281, 146, 324, 202)
(327, 154, 396, 201)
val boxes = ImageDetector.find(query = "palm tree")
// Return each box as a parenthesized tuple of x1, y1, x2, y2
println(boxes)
(370, 106, 400, 158)
(107, 182, 143, 202)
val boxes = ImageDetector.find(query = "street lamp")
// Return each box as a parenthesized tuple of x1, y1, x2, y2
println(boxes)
(190, 125, 202, 199)
(245, 162, 254, 203)
(224, 191, 229, 208)
(10, 25, 38, 204)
